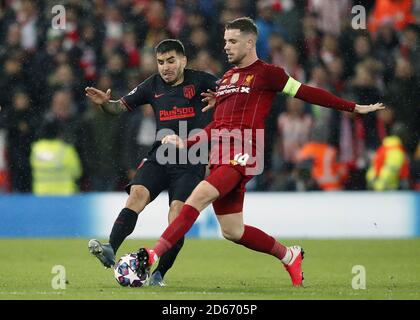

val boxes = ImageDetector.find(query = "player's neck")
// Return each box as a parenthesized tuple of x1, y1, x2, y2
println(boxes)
(235, 53, 258, 69)
(171, 74, 185, 86)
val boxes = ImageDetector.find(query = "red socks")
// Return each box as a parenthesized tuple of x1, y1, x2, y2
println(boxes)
(152, 207, 287, 263)
(237, 225, 287, 260)
(153, 204, 200, 257)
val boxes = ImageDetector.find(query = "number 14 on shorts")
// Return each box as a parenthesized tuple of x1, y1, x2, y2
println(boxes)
(230, 153, 249, 166)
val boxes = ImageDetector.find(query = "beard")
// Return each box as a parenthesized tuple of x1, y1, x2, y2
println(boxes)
(163, 69, 182, 85)
(228, 52, 247, 66)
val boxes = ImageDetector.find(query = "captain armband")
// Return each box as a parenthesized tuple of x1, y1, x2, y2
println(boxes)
(282, 77, 302, 97)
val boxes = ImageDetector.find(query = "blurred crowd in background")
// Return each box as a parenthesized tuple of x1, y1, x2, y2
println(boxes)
(0, 0, 419, 194)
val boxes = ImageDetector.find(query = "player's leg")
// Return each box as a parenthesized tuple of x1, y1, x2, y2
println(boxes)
(108, 184, 151, 253)
(213, 186, 304, 286)
(88, 184, 151, 268)
(146, 180, 218, 258)
(137, 166, 242, 272)
(149, 200, 184, 286)
(216, 210, 290, 260)
(150, 168, 204, 285)
(89, 160, 168, 268)
(151, 166, 244, 256)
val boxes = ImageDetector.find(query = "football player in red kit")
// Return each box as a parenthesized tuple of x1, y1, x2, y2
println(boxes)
(137, 17, 385, 286)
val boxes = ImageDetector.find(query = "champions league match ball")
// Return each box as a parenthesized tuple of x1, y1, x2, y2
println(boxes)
(113, 253, 149, 287)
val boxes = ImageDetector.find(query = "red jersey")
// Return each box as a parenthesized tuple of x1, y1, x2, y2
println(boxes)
(213, 60, 289, 131)
(211, 59, 354, 131)
(208, 60, 292, 175)
(188, 59, 355, 176)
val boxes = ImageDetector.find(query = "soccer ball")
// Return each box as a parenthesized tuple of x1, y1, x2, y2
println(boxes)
(113, 253, 149, 287)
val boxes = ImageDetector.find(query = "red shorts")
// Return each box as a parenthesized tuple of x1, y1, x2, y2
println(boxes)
(204, 138, 262, 215)
(205, 164, 252, 215)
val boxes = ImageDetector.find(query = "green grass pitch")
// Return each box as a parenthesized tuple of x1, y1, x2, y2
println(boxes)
(0, 238, 419, 300)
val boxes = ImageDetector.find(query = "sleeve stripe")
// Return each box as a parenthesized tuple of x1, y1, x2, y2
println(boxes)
(282, 77, 302, 97)
(120, 98, 133, 111)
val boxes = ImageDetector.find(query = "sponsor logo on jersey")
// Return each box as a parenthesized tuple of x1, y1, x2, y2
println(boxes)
(216, 83, 251, 96)
(154, 92, 165, 98)
(159, 106, 196, 121)
(183, 85, 195, 99)
(242, 74, 254, 86)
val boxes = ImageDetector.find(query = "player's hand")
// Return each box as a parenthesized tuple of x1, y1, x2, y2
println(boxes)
(85, 87, 111, 105)
(201, 89, 217, 112)
(354, 103, 385, 114)
(162, 134, 185, 149)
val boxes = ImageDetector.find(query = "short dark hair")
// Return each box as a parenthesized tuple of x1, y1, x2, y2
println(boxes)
(155, 39, 185, 56)
(225, 17, 258, 36)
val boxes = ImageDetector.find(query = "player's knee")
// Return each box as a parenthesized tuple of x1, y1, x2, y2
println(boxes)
(187, 181, 218, 206)
(168, 201, 183, 223)
(126, 185, 150, 212)
(169, 200, 183, 212)
(221, 226, 242, 242)
(130, 185, 149, 201)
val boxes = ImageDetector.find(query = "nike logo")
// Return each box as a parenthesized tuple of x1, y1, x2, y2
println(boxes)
(154, 93, 165, 98)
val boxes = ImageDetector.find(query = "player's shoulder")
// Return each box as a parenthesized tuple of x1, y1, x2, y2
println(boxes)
(258, 60, 285, 72)
(124, 73, 160, 99)
(256, 60, 289, 81)
(185, 69, 218, 90)
(185, 68, 216, 80)
(144, 72, 162, 85)
(130, 73, 160, 89)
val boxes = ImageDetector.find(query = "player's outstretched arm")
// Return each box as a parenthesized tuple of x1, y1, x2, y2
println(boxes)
(294, 83, 388, 114)
(354, 103, 385, 114)
(85, 87, 127, 115)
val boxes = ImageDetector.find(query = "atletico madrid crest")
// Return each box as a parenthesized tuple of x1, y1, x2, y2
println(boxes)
(183, 85, 195, 99)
